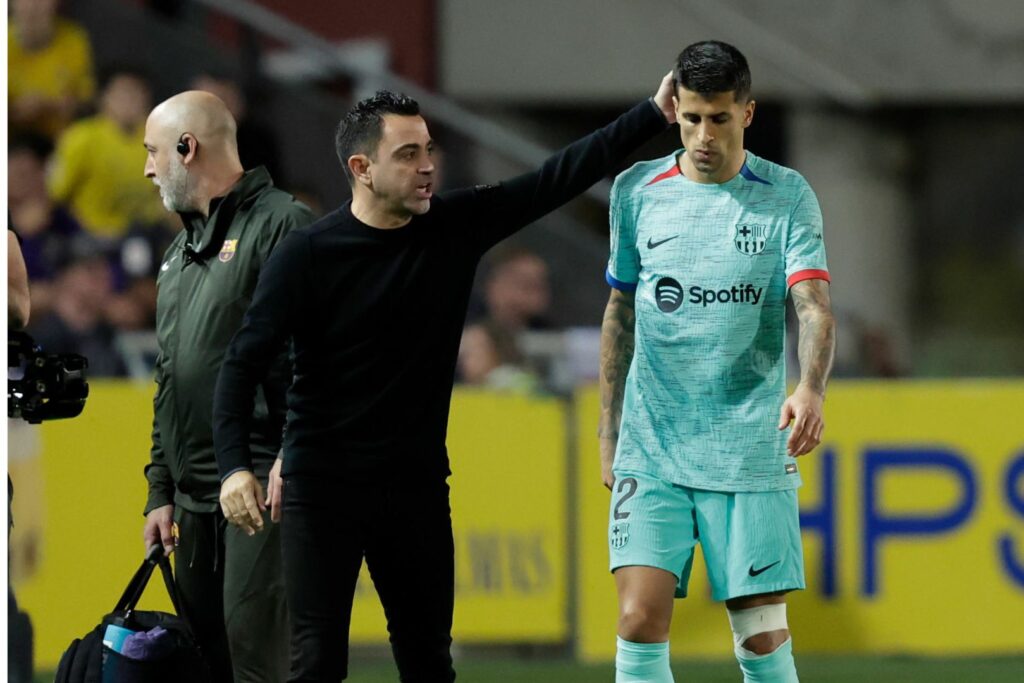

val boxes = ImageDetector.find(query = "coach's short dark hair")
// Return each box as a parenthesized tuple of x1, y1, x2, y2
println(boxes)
(334, 90, 420, 183)
(673, 41, 751, 102)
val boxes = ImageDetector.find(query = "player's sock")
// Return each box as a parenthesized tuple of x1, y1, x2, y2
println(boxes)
(615, 637, 674, 682)
(734, 637, 798, 682)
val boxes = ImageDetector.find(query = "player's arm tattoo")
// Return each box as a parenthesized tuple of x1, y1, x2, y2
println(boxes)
(599, 289, 636, 438)
(791, 279, 836, 396)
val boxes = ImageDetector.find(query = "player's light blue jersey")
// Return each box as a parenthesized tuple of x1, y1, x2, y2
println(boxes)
(607, 151, 829, 492)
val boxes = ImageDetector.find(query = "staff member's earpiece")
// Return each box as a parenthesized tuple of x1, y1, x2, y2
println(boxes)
(177, 137, 190, 156)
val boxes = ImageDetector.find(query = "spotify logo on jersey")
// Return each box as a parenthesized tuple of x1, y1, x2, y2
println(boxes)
(654, 277, 765, 313)
(655, 277, 684, 312)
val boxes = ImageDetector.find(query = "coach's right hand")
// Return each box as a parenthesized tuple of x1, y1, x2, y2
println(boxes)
(143, 504, 175, 556)
(220, 470, 266, 536)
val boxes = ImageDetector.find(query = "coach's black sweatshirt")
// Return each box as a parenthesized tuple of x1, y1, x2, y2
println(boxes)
(213, 99, 668, 482)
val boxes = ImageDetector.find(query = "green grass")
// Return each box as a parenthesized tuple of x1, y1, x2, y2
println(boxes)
(36, 655, 1024, 682)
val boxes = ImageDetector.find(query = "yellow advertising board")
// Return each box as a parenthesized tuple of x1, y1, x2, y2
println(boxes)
(12, 382, 176, 671)
(12, 384, 568, 670)
(574, 382, 1024, 660)
(14, 381, 1024, 668)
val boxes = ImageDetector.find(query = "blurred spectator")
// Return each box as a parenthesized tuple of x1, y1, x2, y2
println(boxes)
(48, 67, 164, 240)
(8, 133, 84, 319)
(8, 230, 31, 331)
(8, 0, 96, 140)
(790, 308, 904, 379)
(191, 72, 284, 182)
(28, 252, 128, 377)
(111, 214, 181, 329)
(290, 185, 326, 219)
(478, 246, 553, 332)
(855, 325, 903, 378)
(457, 320, 539, 393)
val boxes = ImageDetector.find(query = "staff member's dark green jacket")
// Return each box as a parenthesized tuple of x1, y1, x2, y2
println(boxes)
(144, 167, 313, 515)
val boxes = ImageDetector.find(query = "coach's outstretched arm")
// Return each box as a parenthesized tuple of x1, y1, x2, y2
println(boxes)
(778, 279, 836, 456)
(451, 73, 675, 255)
(214, 231, 311, 534)
(598, 288, 636, 489)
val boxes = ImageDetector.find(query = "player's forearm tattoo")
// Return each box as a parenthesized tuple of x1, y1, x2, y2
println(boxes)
(791, 279, 836, 396)
(599, 290, 636, 438)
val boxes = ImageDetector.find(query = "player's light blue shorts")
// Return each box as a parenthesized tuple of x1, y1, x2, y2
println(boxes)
(608, 469, 805, 601)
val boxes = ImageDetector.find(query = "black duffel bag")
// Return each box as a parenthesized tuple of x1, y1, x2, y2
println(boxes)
(55, 544, 212, 682)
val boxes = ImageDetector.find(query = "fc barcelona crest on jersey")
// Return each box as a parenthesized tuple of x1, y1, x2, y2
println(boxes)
(735, 224, 768, 255)
(219, 239, 238, 263)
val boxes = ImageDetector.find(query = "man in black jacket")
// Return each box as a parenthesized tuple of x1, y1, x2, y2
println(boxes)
(215, 76, 676, 682)
(142, 90, 313, 682)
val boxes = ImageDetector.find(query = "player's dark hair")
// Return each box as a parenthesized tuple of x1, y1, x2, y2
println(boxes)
(334, 90, 421, 184)
(673, 41, 752, 102)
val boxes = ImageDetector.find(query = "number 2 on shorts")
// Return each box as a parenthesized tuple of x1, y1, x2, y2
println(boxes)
(613, 477, 638, 520)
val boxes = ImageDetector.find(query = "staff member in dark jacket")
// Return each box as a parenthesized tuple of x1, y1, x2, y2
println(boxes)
(142, 90, 313, 683)
(214, 75, 676, 682)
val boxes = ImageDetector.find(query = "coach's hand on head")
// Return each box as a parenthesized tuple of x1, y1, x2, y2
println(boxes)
(653, 71, 677, 124)
(220, 470, 266, 535)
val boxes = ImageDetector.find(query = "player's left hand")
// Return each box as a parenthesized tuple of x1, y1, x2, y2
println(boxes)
(778, 383, 825, 456)
(599, 436, 617, 490)
(653, 71, 676, 124)
(265, 456, 284, 523)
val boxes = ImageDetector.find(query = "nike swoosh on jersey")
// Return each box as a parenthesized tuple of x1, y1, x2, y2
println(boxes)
(647, 235, 679, 249)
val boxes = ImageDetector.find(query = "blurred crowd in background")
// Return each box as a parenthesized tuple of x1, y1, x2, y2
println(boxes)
(10, 0, 908, 392)
(8, 0, 561, 390)
(9, 0, 318, 378)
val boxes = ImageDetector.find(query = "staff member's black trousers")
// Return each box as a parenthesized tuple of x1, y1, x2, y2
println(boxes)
(173, 507, 290, 683)
(282, 473, 456, 682)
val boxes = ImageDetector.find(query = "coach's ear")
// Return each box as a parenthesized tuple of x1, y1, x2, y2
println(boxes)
(348, 154, 372, 188)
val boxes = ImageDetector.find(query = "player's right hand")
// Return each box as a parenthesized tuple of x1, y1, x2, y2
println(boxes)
(143, 504, 175, 557)
(220, 470, 266, 536)
(599, 436, 617, 490)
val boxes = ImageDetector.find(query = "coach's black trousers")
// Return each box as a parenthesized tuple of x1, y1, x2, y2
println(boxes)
(282, 473, 456, 682)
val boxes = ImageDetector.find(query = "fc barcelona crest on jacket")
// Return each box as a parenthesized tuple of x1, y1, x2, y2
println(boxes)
(219, 239, 238, 263)
(735, 223, 768, 255)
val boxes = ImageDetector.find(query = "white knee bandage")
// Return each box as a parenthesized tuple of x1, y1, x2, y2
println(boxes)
(727, 603, 788, 647)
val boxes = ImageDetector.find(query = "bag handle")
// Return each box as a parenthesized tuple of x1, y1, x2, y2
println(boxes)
(155, 550, 188, 621)
(113, 544, 163, 613)
(113, 544, 197, 637)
